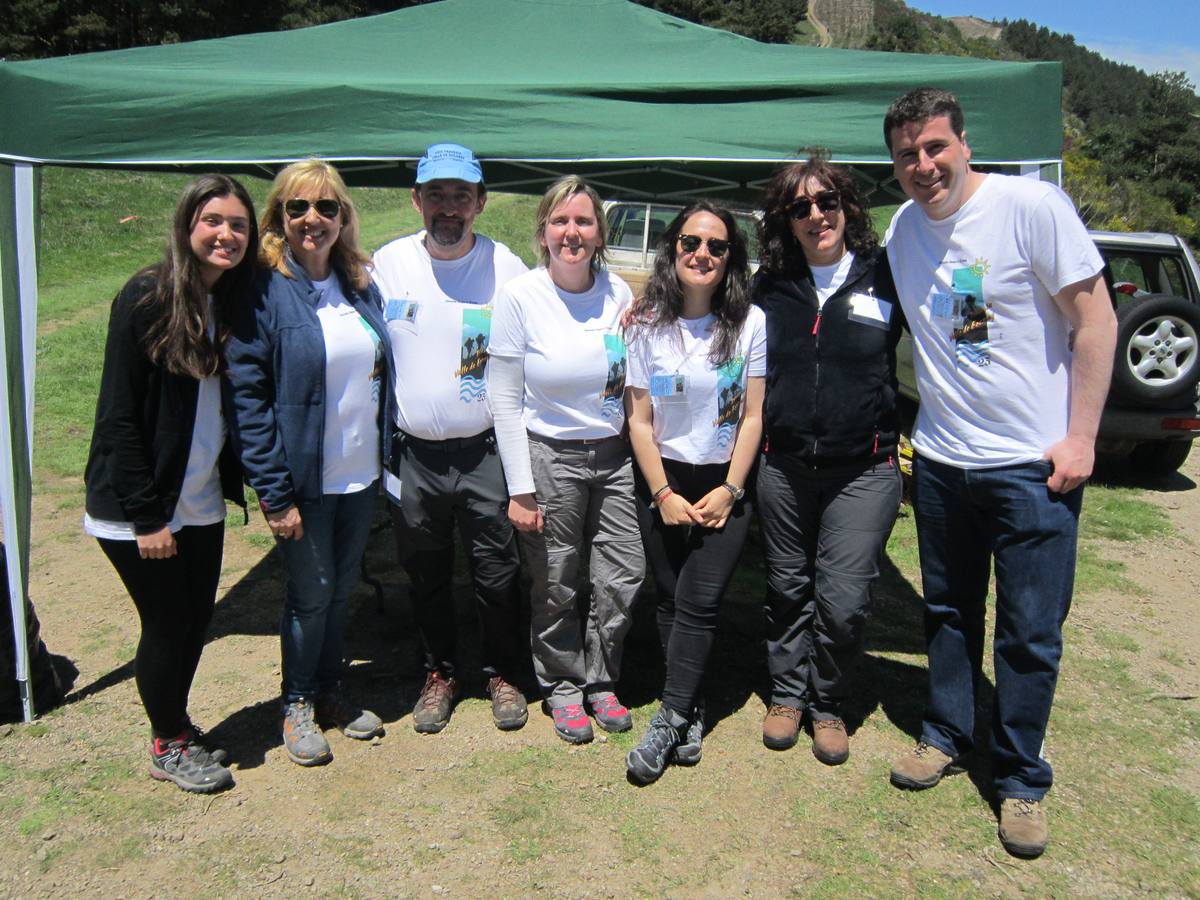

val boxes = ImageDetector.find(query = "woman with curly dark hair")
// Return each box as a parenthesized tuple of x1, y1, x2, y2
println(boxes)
(755, 156, 903, 766)
(622, 202, 766, 783)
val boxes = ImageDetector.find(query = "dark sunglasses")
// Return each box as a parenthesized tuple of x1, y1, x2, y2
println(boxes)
(787, 190, 841, 220)
(284, 198, 341, 220)
(677, 234, 730, 258)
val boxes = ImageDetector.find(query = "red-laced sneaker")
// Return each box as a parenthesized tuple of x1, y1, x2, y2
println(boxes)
(551, 704, 594, 744)
(589, 694, 632, 733)
(412, 671, 460, 734)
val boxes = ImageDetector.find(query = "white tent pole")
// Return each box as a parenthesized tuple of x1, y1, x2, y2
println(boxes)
(0, 162, 38, 723)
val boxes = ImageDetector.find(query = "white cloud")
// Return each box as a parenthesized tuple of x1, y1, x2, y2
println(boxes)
(1084, 40, 1200, 89)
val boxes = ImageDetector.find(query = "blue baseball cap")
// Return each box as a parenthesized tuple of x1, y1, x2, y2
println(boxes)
(415, 143, 483, 184)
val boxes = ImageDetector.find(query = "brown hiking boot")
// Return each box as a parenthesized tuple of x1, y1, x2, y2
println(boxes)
(412, 671, 460, 734)
(762, 704, 802, 750)
(998, 798, 1048, 858)
(811, 717, 849, 766)
(487, 676, 528, 731)
(890, 740, 956, 789)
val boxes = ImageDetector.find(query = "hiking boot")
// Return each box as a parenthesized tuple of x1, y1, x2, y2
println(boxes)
(890, 740, 956, 790)
(998, 798, 1048, 858)
(811, 717, 849, 766)
(412, 671, 460, 734)
(281, 699, 332, 766)
(672, 703, 704, 766)
(149, 734, 233, 793)
(550, 703, 594, 744)
(182, 720, 227, 764)
(626, 708, 688, 785)
(315, 691, 383, 740)
(762, 704, 802, 750)
(588, 693, 632, 733)
(487, 676, 528, 731)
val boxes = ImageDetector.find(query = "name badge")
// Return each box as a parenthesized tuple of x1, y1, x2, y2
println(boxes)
(847, 292, 893, 330)
(384, 299, 420, 334)
(650, 373, 688, 402)
(384, 470, 402, 502)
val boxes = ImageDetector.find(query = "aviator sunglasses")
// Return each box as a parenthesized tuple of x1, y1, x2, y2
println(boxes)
(677, 234, 730, 258)
(284, 198, 342, 220)
(788, 190, 841, 220)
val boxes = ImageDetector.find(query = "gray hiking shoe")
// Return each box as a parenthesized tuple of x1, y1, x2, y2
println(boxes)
(182, 720, 227, 764)
(315, 691, 383, 740)
(672, 703, 704, 766)
(281, 699, 332, 766)
(626, 707, 687, 785)
(149, 734, 233, 793)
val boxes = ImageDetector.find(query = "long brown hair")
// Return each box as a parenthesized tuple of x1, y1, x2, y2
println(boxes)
(140, 174, 259, 378)
(259, 159, 372, 291)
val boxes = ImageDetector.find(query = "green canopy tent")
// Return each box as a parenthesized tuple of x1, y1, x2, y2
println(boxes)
(0, 0, 1063, 720)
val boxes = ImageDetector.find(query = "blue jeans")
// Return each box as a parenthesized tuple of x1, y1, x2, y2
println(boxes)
(912, 456, 1082, 800)
(275, 485, 378, 702)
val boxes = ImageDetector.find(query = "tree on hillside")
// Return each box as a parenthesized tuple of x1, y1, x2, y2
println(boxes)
(633, 0, 806, 44)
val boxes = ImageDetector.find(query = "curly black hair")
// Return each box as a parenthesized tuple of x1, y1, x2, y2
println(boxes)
(758, 157, 878, 280)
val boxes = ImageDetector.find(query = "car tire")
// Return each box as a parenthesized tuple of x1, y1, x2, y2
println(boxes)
(1129, 439, 1193, 476)
(1110, 295, 1200, 404)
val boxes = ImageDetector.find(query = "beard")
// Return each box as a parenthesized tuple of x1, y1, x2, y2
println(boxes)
(428, 216, 467, 247)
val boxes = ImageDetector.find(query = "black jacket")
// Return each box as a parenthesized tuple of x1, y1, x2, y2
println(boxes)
(84, 272, 245, 534)
(753, 248, 903, 467)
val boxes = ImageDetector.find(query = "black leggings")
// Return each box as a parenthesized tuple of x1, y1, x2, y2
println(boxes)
(635, 459, 753, 717)
(98, 522, 224, 739)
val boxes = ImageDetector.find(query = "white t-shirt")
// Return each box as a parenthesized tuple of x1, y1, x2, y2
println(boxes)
(84, 298, 226, 539)
(371, 232, 528, 440)
(313, 276, 383, 493)
(627, 306, 767, 464)
(885, 174, 1104, 468)
(488, 267, 633, 440)
(809, 251, 856, 310)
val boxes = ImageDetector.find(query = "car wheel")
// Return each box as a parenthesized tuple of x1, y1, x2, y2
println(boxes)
(1110, 295, 1200, 405)
(1129, 439, 1193, 476)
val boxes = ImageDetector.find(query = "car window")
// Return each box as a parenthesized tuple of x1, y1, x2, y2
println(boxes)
(1159, 257, 1188, 297)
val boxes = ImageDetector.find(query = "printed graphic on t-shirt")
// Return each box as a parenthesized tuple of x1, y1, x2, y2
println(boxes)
(457, 307, 491, 403)
(359, 316, 384, 404)
(930, 260, 994, 366)
(712, 355, 747, 447)
(601, 333, 627, 418)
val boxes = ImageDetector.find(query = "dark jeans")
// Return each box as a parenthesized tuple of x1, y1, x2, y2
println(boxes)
(275, 485, 377, 702)
(912, 455, 1081, 800)
(757, 453, 901, 718)
(388, 432, 523, 680)
(635, 458, 753, 717)
(98, 522, 224, 738)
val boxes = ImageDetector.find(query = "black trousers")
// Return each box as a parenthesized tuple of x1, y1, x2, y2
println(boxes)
(635, 458, 753, 717)
(98, 522, 224, 738)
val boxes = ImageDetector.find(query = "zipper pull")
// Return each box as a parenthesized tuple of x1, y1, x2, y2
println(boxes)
(812, 312, 821, 336)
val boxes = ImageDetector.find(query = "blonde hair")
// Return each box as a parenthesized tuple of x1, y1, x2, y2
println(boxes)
(260, 159, 372, 291)
(533, 175, 609, 273)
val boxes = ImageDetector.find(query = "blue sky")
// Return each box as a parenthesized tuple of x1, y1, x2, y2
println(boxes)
(909, 1, 1200, 88)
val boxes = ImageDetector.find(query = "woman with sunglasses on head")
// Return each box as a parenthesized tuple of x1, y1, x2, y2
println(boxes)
(621, 202, 765, 784)
(487, 175, 645, 744)
(755, 155, 903, 766)
(85, 174, 258, 793)
(225, 159, 392, 767)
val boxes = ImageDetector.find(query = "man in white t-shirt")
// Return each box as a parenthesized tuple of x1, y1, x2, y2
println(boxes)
(881, 88, 1117, 859)
(372, 144, 530, 734)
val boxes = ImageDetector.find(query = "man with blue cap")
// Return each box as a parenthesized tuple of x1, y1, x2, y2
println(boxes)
(373, 144, 530, 734)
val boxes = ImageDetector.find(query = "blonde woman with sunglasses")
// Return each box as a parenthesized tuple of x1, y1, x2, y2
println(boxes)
(754, 156, 904, 766)
(621, 201, 766, 784)
(224, 159, 393, 767)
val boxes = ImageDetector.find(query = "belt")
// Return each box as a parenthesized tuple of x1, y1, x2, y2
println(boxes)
(529, 433, 623, 449)
(398, 429, 493, 452)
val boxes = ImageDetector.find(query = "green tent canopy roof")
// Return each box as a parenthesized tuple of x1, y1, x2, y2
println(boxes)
(0, 0, 1062, 198)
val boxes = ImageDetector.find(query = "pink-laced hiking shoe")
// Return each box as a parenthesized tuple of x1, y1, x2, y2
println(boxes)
(551, 704, 594, 744)
(589, 694, 632, 733)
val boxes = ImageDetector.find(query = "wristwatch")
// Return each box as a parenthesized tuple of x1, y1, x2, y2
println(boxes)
(721, 481, 745, 500)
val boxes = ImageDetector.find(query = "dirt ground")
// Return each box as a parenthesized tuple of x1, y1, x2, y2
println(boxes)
(3, 448, 1198, 896)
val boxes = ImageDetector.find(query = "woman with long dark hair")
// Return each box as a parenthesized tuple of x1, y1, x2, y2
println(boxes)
(487, 175, 645, 744)
(622, 202, 765, 784)
(755, 156, 903, 765)
(85, 174, 258, 793)
(224, 159, 392, 767)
